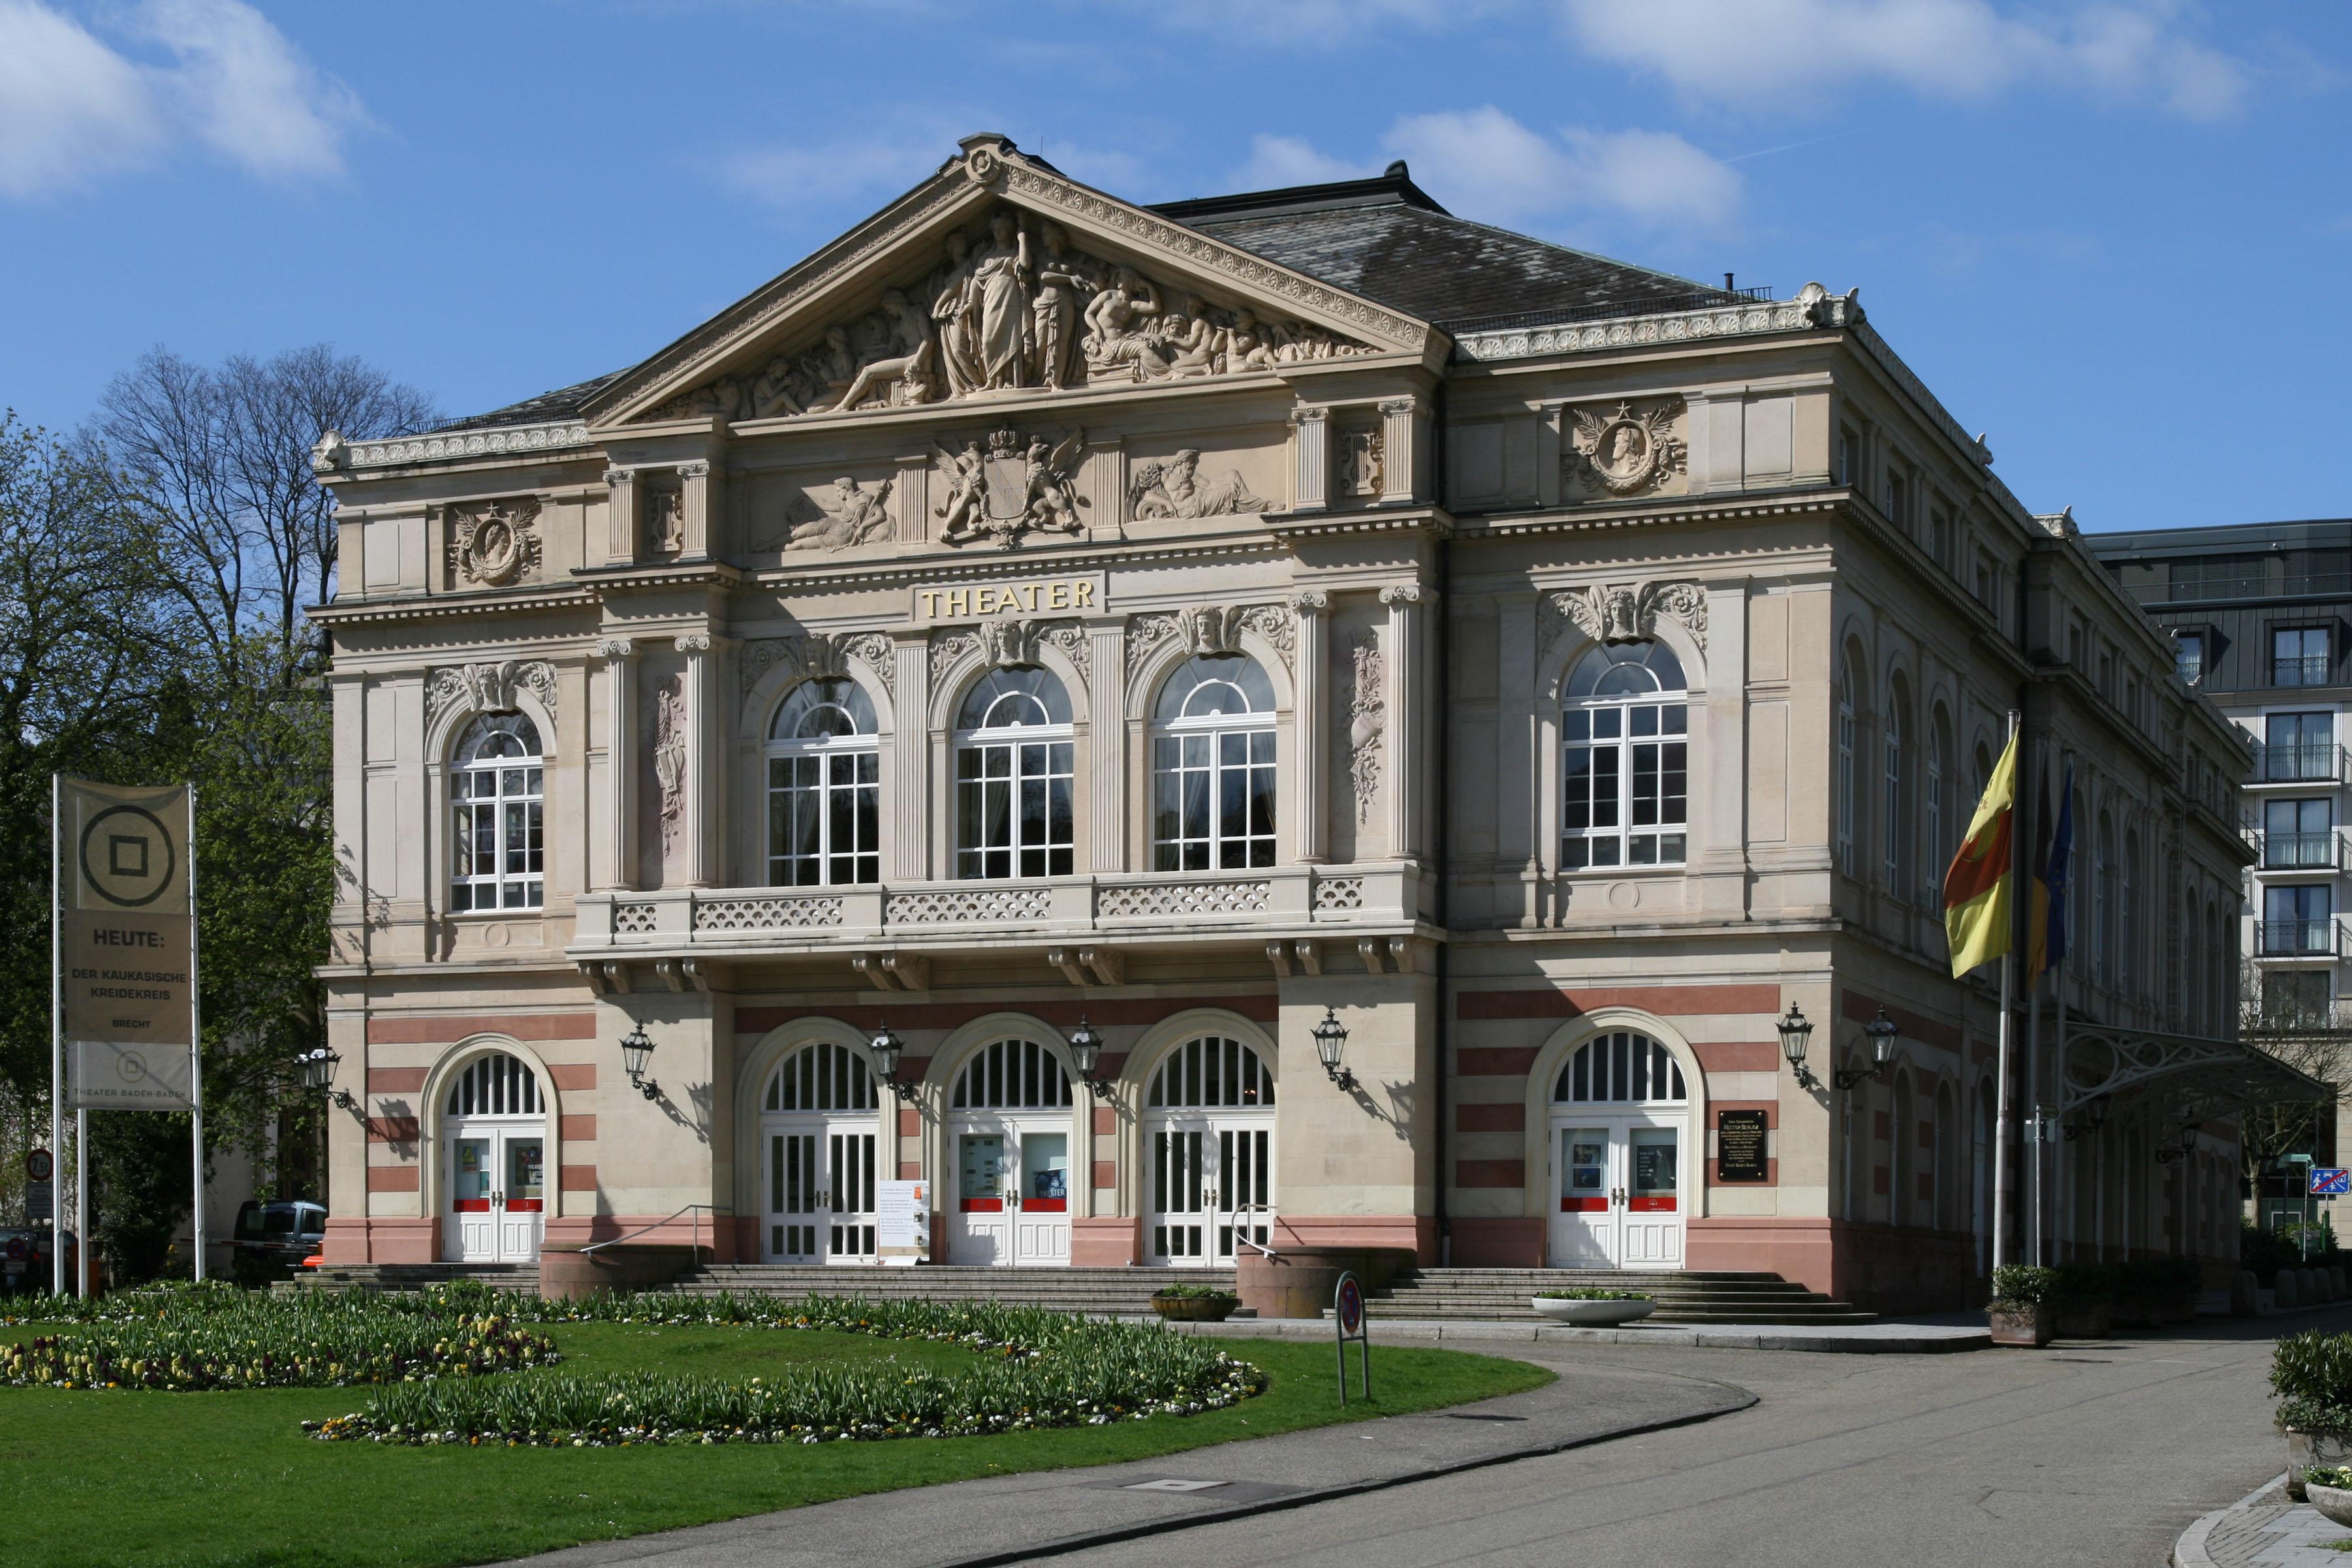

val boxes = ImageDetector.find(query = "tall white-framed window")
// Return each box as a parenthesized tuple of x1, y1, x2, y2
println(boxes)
(1925, 713, 1949, 895)
(956, 666, 1074, 879)
(766, 678, 879, 886)
(1561, 641, 1688, 871)
(1836, 656, 1860, 876)
(450, 712, 543, 911)
(1883, 695, 1907, 897)
(1153, 654, 1276, 871)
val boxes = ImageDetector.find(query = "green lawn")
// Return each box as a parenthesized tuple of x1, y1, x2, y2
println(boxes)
(3, 1317, 1552, 1568)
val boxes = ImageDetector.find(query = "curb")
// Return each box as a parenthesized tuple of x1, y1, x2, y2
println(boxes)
(2173, 1474, 2289, 1568)
(1175, 1318, 1988, 1355)
(932, 1380, 1761, 1568)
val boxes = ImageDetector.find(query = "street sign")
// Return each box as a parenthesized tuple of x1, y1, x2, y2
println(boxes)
(1333, 1270, 1371, 1405)
(2312, 1167, 2349, 1196)
(25, 1149, 52, 1183)
(26, 1181, 52, 1221)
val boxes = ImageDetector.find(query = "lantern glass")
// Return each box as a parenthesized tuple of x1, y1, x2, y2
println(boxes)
(301, 1047, 339, 1093)
(868, 1024, 903, 1082)
(1312, 1008, 1349, 1071)
(1067, 1018, 1102, 1078)
(1866, 1006, 1900, 1069)
(620, 1025, 654, 1081)
(1776, 1005, 1813, 1068)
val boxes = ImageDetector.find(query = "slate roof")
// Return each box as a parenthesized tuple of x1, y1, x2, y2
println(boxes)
(431, 163, 1737, 433)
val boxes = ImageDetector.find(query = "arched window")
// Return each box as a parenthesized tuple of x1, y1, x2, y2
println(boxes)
(1925, 710, 1949, 896)
(1883, 684, 1909, 898)
(1554, 1031, 1688, 1104)
(1562, 641, 1687, 870)
(1146, 1035, 1276, 1107)
(766, 678, 879, 886)
(2120, 829, 2139, 1001)
(763, 1041, 878, 1111)
(950, 1039, 1073, 1109)
(2095, 812, 2116, 991)
(1153, 655, 1277, 871)
(450, 712, 543, 911)
(445, 1052, 542, 1117)
(1836, 653, 1860, 876)
(956, 667, 1074, 879)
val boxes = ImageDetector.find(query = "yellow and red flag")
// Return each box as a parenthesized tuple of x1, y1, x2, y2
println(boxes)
(1943, 729, 2019, 977)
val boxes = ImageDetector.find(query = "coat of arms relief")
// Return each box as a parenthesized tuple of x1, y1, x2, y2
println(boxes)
(647, 203, 1374, 426)
(1564, 398, 1688, 498)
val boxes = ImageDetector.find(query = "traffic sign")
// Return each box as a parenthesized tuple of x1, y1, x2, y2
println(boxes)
(25, 1148, 52, 1183)
(2312, 1167, 2349, 1196)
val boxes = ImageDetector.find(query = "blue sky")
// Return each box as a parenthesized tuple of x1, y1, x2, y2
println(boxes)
(1, 0, 2344, 533)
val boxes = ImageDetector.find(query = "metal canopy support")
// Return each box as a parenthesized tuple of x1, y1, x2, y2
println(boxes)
(2055, 1018, 2334, 1121)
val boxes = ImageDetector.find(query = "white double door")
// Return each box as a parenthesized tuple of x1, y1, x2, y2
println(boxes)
(764, 1118, 879, 1264)
(948, 1116, 1071, 1266)
(445, 1121, 545, 1262)
(1146, 1116, 1273, 1266)
(1549, 1113, 1686, 1269)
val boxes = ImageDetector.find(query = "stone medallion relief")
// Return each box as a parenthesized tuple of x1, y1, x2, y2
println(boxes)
(447, 498, 542, 588)
(1564, 398, 1688, 499)
(647, 203, 1374, 426)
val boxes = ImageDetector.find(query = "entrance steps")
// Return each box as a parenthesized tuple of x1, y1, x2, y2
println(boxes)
(1381, 1268, 1876, 1325)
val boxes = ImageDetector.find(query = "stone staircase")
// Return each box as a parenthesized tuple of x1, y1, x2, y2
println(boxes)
(1378, 1268, 1875, 1325)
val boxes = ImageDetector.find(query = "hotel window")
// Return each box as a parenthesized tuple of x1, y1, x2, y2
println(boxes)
(2273, 626, 2330, 688)
(2173, 630, 2204, 685)
(2265, 798, 2333, 870)
(2263, 883, 2334, 956)
(1152, 654, 1276, 871)
(955, 666, 1074, 879)
(766, 678, 879, 886)
(2265, 712, 2335, 783)
(449, 712, 543, 911)
(1562, 640, 1687, 871)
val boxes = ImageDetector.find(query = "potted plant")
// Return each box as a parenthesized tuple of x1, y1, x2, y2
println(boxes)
(2050, 1264, 2116, 1339)
(1988, 1265, 2056, 1347)
(2307, 1467, 2352, 1526)
(1531, 1289, 1655, 1326)
(1149, 1283, 1239, 1323)
(2272, 1330, 2352, 1499)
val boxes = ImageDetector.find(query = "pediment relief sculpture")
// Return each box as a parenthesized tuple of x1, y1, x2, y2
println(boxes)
(740, 631, 896, 696)
(427, 659, 557, 728)
(447, 497, 541, 588)
(1128, 450, 1268, 520)
(643, 203, 1374, 427)
(1565, 398, 1687, 498)
(933, 428, 1086, 547)
(1538, 580, 1709, 658)
(770, 475, 896, 553)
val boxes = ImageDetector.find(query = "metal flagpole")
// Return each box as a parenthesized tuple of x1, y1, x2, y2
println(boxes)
(75, 1108, 87, 1298)
(2023, 737, 2043, 1270)
(1991, 708, 2021, 1275)
(188, 785, 205, 1284)
(50, 774, 63, 1296)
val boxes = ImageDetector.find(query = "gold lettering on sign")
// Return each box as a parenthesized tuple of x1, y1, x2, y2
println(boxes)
(916, 578, 1101, 623)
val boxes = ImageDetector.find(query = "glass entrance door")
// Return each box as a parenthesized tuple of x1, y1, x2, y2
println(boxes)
(948, 1125, 1071, 1265)
(450, 1136, 497, 1261)
(446, 1127, 542, 1263)
(1547, 1118, 1686, 1269)
(495, 1135, 544, 1261)
(768, 1125, 880, 1263)
(1147, 1118, 1274, 1265)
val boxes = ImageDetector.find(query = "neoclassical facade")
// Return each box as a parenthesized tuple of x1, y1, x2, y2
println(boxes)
(311, 138, 2268, 1307)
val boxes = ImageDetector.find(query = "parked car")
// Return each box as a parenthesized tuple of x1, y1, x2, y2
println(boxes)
(230, 1200, 327, 1284)
(0, 1227, 78, 1295)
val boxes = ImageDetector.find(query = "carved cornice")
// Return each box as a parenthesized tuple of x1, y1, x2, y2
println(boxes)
(321, 420, 595, 473)
(1451, 282, 1858, 364)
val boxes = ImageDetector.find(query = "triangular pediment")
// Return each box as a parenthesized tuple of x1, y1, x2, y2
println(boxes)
(584, 134, 1432, 431)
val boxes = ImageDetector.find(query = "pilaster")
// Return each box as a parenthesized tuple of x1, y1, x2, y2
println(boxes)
(1382, 584, 1426, 858)
(675, 633, 723, 888)
(1694, 579, 1751, 916)
(677, 462, 713, 559)
(1089, 619, 1127, 872)
(891, 632, 931, 881)
(604, 468, 638, 566)
(1291, 591, 1330, 863)
(1289, 405, 1330, 512)
(597, 638, 640, 891)
(1379, 398, 1423, 505)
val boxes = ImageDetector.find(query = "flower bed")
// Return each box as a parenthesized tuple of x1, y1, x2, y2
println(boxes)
(1, 1286, 558, 1390)
(1533, 1289, 1650, 1302)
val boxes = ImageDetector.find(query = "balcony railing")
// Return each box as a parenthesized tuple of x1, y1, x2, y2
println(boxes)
(2273, 655, 2336, 688)
(573, 866, 1417, 952)
(2256, 918, 2342, 958)
(2249, 742, 2349, 785)
(2260, 830, 2346, 871)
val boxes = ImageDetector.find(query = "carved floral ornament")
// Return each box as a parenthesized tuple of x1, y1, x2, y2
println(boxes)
(1125, 603, 1296, 678)
(447, 497, 541, 587)
(740, 631, 897, 696)
(1565, 397, 1687, 497)
(930, 618, 1088, 682)
(644, 193, 1377, 428)
(1537, 580, 1709, 659)
(426, 660, 557, 728)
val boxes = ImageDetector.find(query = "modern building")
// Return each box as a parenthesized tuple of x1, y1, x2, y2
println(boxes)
(309, 136, 2300, 1310)
(2092, 520, 2352, 1231)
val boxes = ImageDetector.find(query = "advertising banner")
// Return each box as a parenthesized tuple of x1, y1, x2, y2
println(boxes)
(877, 1180, 930, 1264)
(58, 779, 196, 1110)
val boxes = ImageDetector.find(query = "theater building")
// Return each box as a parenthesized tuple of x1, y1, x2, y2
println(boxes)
(311, 136, 2284, 1308)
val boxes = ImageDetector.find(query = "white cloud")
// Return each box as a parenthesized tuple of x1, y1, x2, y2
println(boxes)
(1560, 0, 2248, 121)
(1376, 107, 1741, 230)
(718, 136, 947, 212)
(1230, 133, 1375, 191)
(0, 0, 360, 198)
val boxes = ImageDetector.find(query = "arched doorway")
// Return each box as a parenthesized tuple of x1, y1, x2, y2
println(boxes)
(441, 1052, 546, 1263)
(1548, 1030, 1689, 1268)
(1142, 1035, 1276, 1266)
(945, 1039, 1074, 1266)
(759, 1042, 879, 1264)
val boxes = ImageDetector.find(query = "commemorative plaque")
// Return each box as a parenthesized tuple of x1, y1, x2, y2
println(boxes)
(1716, 1109, 1770, 1182)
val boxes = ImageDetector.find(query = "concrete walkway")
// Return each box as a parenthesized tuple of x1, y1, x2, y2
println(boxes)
(2176, 1478, 2352, 1567)
(499, 1349, 1757, 1568)
(1173, 1314, 1989, 1355)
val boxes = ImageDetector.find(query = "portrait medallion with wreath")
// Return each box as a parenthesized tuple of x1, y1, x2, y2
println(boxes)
(448, 497, 542, 586)
(1566, 398, 1688, 497)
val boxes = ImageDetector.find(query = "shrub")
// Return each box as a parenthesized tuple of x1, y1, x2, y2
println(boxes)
(1533, 1289, 1651, 1301)
(2048, 1264, 2118, 1305)
(2273, 1331, 2352, 1434)
(1989, 1266, 2057, 1309)
(1149, 1285, 1238, 1302)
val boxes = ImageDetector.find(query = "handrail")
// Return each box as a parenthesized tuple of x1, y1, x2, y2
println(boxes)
(579, 1203, 731, 1261)
(1227, 1201, 1278, 1259)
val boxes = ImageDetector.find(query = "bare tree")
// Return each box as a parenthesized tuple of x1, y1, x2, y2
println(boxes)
(94, 346, 438, 673)
(2239, 958, 2351, 1182)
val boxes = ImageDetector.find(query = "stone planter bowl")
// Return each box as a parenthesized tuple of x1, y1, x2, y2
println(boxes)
(2285, 1430, 2352, 1501)
(2309, 1481, 2352, 1528)
(1533, 1296, 1656, 1326)
(1151, 1293, 1237, 1323)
